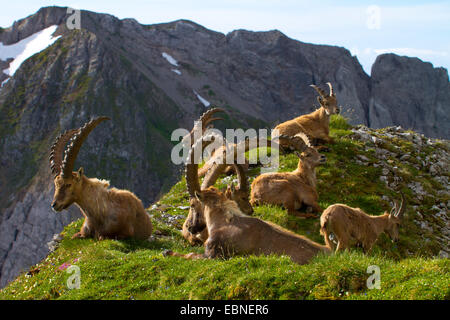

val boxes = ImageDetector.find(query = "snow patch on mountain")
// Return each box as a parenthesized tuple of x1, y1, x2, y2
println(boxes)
(162, 52, 179, 67)
(193, 90, 210, 107)
(0, 25, 61, 77)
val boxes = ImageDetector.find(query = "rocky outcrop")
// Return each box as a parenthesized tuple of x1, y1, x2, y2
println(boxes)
(0, 6, 448, 288)
(350, 125, 450, 257)
(369, 54, 450, 138)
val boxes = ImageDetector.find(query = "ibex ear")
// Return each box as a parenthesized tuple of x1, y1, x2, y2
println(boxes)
(76, 167, 84, 180)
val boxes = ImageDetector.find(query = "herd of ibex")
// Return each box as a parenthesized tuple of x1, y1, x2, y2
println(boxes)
(49, 82, 406, 267)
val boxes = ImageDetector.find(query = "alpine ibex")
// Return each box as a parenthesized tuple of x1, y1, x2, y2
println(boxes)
(182, 132, 253, 246)
(164, 186, 331, 264)
(198, 134, 296, 180)
(49, 117, 153, 240)
(274, 82, 340, 149)
(320, 194, 406, 252)
(250, 133, 326, 218)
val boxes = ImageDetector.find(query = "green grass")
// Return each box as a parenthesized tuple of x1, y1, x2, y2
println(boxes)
(1, 114, 448, 300)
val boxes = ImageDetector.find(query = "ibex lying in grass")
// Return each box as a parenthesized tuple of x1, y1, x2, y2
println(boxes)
(181, 132, 253, 246)
(49, 117, 153, 240)
(320, 194, 406, 252)
(165, 186, 331, 264)
(250, 133, 326, 218)
(274, 82, 340, 149)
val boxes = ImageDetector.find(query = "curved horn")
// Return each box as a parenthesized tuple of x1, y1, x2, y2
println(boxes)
(390, 201, 397, 216)
(199, 108, 225, 131)
(186, 132, 222, 197)
(294, 132, 312, 148)
(234, 164, 249, 193)
(395, 192, 406, 218)
(49, 129, 79, 178)
(310, 84, 326, 97)
(201, 163, 227, 189)
(61, 117, 110, 178)
(326, 82, 334, 96)
(277, 134, 308, 152)
(184, 108, 225, 147)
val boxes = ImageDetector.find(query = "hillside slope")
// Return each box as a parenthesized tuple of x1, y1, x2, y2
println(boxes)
(1, 116, 448, 300)
(0, 5, 448, 289)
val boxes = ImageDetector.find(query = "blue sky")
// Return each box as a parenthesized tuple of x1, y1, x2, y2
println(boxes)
(1, 0, 449, 75)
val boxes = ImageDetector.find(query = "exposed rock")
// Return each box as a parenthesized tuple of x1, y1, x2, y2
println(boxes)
(369, 54, 450, 139)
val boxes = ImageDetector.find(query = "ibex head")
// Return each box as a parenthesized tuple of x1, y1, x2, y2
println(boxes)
(385, 193, 406, 242)
(224, 164, 253, 215)
(194, 187, 224, 208)
(49, 117, 110, 212)
(310, 82, 340, 115)
(293, 133, 326, 168)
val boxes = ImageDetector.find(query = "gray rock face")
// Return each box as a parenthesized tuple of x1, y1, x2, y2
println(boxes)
(0, 6, 449, 288)
(369, 54, 450, 138)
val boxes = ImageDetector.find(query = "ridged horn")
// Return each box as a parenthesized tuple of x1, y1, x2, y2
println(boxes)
(310, 84, 326, 97)
(199, 108, 225, 127)
(395, 192, 406, 218)
(294, 132, 312, 148)
(278, 134, 308, 152)
(49, 129, 79, 178)
(186, 132, 223, 197)
(184, 108, 225, 147)
(201, 163, 227, 189)
(61, 116, 110, 178)
(326, 82, 334, 96)
(234, 163, 248, 193)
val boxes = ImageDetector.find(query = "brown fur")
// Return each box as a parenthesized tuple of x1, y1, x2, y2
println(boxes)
(182, 133, 253, 246)
(198, 136, 271, 178)
(166, 187, 331, 264)
(320, 196, 405, 252)
(52, 169, 153, 240)
(274, 83, 340, 148)
(250, 144, 326, 217)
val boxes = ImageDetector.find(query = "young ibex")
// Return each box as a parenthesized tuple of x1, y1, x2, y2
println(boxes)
(165, 186, 331, 264)
(274, 82, 340, 149)
(320, 194, 406, 252)
(182, 132, 253, 246)
(250, 133, 326, 218)
(49, 117, 153, 240)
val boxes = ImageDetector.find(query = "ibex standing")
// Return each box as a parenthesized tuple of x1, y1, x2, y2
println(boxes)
(250, 133, 326, 217)
(274, 82, 340, 149)
(49, 117, 153, 240)
(320, 194, 406, 252)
